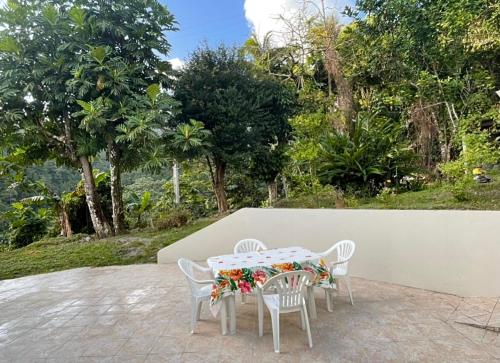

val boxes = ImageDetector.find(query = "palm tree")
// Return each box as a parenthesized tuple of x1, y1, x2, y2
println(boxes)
(168, 120, 211, 205)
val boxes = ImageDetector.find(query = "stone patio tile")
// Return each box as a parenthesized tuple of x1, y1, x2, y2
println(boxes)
(37, 314, 77, 329)
(112, 353, 148, 363)
(77, 305, 114, 316)
(386, 323, 426, 342)
(128, 303, 160, 314)
(60, 357, 114, 363)
(144, 353, 182, 362)
(0, 327, 29, 344)
(432, 336, 494, 360)
(180, 351, 221, 362)
(1, 264, 498, 362)
(360, 340, 404, 362)
(394, 339, 448, 361)
(45, 338, 91, 358)
(450, 321, 488, 344)
(79, 337, 128, 357)
(104, 304, 135, 315)
(149, 335, 186, 355)
(462, 298, 498, 313)
(70, 297, 103, 306)
(118, 336, 158, 356)
(415, 320, 462, 340)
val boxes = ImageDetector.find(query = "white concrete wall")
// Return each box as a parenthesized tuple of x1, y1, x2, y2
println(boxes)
(158, 208, 500, 297)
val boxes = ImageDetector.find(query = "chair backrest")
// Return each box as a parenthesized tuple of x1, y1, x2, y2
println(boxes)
(177, 258, 210, 295)
(331, 240, 356, 272)
(262, 270, 312, 310)
(234, 238, 267, 254)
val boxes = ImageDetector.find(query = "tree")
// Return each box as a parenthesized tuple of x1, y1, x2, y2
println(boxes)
(340, 0, 499, 166)
(174, 46, 295, 213)
(246, 77, 295, 205)
(70, 0, 176, 235)
(0, 0, 176, 237)
(168, 120, 212, 205)
(0, 1, 113, 237)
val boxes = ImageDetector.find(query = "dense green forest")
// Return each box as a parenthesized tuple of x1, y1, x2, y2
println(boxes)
(0, 0, 499, 250)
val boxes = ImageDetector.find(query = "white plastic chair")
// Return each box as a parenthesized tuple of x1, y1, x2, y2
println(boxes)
(234, 239, 267, 304)
(233, 238, 267, 254)
(257, 271, 313, 353)
(177, 258, 235, 334)
(318, 240, 356, 309)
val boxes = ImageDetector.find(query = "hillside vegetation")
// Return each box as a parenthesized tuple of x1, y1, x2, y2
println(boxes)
(0, 218, 215, 280)
(277, 171, 500, 210)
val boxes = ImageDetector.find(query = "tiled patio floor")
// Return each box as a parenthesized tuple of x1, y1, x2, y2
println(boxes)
(0, 264, 499, 362)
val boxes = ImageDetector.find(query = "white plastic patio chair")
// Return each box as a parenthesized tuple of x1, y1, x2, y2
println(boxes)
(318, 240, 356, 309)
(233, 238, 267, 254)
(234, 238, 267, 304)
(257, 270, 313, 353)
(177, 258, 235, 334)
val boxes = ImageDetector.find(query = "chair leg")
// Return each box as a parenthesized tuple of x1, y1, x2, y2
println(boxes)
(345, 276, 354, 305)
(220, 298, 228, 335)
(190, 298, 198, 334)
(325, 289, 333, 312)
(257, 293, 264, 337)
(195, 300, 203, 321)
(307, 286, 317, 319)
(302, 304, 313, 348)
(270, 309, 280, 353)
(300, 308, 305, 330)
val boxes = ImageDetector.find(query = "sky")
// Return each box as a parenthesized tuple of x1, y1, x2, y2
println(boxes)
(164, 0, 354, 69)
(0, 0, 353, 69)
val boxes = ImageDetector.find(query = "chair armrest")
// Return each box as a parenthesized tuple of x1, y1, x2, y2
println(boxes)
(191, 278, 215, 285)
(330, 260, 344, 266)
(318, 244, 337, 258)
(192, 262, 211, 273)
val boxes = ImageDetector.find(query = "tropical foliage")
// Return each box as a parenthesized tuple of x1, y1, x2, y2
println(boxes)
(1, 0, 499, 251)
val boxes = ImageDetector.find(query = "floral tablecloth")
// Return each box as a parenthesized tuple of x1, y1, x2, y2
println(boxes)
(207, 247, 335, 316)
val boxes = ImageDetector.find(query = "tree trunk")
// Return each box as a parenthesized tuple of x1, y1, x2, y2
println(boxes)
(322, 19, 356, 134)
(325, 47, 355, 133)
(212, 157, 229, 214)
(281, 175, 289, 199)
(267, 179, 278, 206)
(58, 204, 73, 237)
(172, 160, 181, 206)
(79, 155, 112, 238)
(108, 141, 125, 235)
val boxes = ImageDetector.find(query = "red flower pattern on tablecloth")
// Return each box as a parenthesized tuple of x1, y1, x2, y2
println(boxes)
(238, 281, 252, 293)
(252, 270, 267, 285)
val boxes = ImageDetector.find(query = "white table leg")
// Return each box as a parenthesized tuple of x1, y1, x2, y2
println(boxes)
(229, 295, 236, 335)
(220, 298, 228, 335)
(257, 290, 264, 337)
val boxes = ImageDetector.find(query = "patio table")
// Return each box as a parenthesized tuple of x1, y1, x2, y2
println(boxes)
(207, 246, 335, 323)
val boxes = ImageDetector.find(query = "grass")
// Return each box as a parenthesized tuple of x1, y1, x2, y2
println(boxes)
(276, 171, 500, 211)
(3, 171, 499, 281)
(0, 218, 215, 280)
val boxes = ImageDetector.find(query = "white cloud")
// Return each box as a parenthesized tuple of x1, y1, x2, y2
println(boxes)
(169, 58, 185, 71)
(244, 0, 353, 44)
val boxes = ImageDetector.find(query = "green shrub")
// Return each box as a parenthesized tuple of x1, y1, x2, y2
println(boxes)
(446, 177, 475, 202)
(4, 203, 51, 248)
(155, 208, 191, 230)
(318, 112, 416, 194)
(440, 132, 500, 180)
